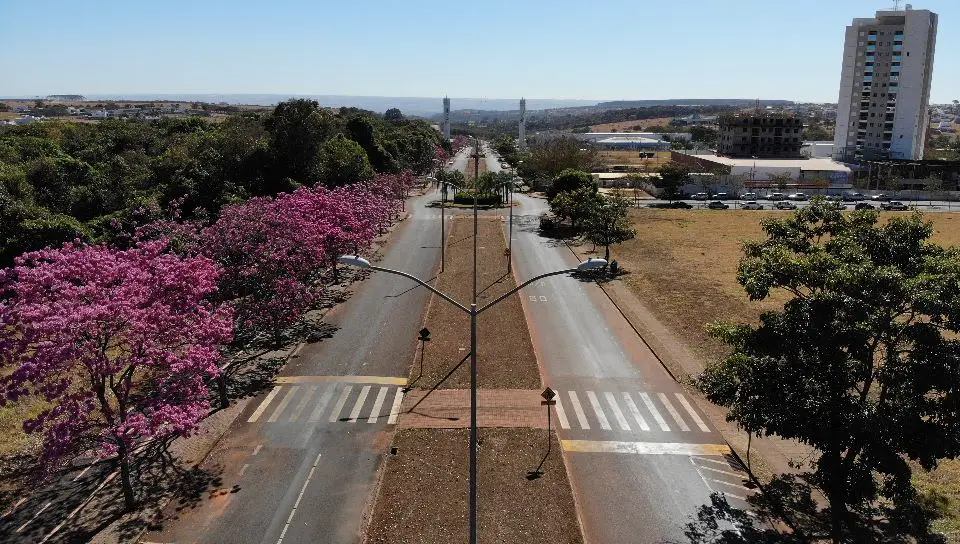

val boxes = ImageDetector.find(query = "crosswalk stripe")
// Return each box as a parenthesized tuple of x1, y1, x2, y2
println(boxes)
(308, 385, 337, 422)
(368, 387, 389, 423)
(568, 391, 590, 430)
(622, 393, 650, 431)
(674, 393, 711, 432)
(640, 392, 671, 431)
(553, 396, 571, 429)
(288, 385, 318, 422)
(329, 385, 354, 422)
(586, 391, 612, 430)
(658, 393, 690, 431)
(247, 386, 282, 423)
(269, 386, 299, 422)
(348, 386, 371, 423)
(604, 392, 631, 431)
(387, 388, 405, 424)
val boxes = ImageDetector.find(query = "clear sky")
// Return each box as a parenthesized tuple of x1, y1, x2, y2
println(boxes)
(1, 0, 956, 103)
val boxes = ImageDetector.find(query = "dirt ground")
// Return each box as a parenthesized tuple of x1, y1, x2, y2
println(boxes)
(589, 117, 677, 132)
(364, 428, 581, 544)
(411, 216, 540, 390)
(464, 156, 488, 183)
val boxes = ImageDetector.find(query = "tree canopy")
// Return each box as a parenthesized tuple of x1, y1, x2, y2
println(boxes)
(546, 168, 597, 202)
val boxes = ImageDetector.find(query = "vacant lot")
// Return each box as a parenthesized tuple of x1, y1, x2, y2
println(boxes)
(589, 117, 677, 132)
(598, 150, 670, 169)
(365, 428, 580, 544)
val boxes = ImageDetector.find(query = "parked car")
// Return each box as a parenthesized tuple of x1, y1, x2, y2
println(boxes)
(766, 192, 786, 201)
(855, 202, 876, 210)
(881, 201, 910, 211)
(774, 201, 797, 210)
(871, 193, 891, 201)
(714, 192, 729, 200)
(649, 201, 693, 209)
(742, 201, 764, 210)
(692, 192, 709, 200)
(539, 214, 556, 230)
(788, 192, 809, 201)
(825, 195, 843, 202)
(842, 192, 865, 201)
(707, 201, 729, 210)
(741, 192, 758, 200)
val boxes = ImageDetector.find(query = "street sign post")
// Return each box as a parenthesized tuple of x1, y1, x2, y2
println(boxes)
(529, 387, 557, 480)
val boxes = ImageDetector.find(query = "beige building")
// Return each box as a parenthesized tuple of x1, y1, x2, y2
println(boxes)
(833, 7, 938, 161)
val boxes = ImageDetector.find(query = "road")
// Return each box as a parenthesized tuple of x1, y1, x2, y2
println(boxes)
(640, 196, 960, 212)
(139, 158, 461, 543)
(484, 147, 753, 543)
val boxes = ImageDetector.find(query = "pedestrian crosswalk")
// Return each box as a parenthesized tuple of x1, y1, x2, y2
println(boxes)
(247, 383, 404, 425)
(554, 390, 712, 434)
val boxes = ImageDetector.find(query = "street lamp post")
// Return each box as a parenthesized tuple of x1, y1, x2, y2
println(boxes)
(439, 181, 462, 273)
(337, 254, 607, 544)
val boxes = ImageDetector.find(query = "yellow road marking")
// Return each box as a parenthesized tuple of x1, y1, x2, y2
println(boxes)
(274, 375, 408, 385)
(561, 440, 731, 456)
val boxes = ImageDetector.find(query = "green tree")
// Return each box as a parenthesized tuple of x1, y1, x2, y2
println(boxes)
(546, 168, 597, 201)
(583, 194, 636, 262)
(318, 134, 373, 187)
(517, 137, 599, 182)
(265, 98, 334, 185)
(384, 108, 404, 122)
(655, 163, 690, 201)
(550, 185, 601, 229)
(698, 202, 960, 543)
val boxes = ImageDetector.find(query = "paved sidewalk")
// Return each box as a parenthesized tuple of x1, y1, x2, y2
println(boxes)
(398, 389, 549, 429)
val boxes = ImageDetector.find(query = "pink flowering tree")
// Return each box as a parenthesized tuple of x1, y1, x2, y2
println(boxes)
(0, 241, 232, 510)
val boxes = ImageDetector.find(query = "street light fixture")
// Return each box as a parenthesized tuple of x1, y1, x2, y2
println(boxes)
(337, 254, 607, 544)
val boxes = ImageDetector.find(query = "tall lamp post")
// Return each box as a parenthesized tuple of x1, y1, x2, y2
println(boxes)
(439, 180, 462, 273)
(338, 255, 607, 544)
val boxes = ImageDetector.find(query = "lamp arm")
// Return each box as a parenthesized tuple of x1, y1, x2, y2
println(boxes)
(477, 268, 576, 314)
(370, 265, 470, 314)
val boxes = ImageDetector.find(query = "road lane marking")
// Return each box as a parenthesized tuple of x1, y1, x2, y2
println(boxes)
(309, 385, 337, 422)
(387, 388, 405, 424)
(529, 295, 536, 301)
(268, 386, 299, 422)
(276, 452, 322, 544)
(675, 393, 711, 432)
(696, 464, 746, 479)
(658, 393, 690, 432)
(40, 470, 118, 543)
(348, 386, 371, 423)
(708, 478, 754, 492)
(329, 385, 354, 422)
(252, 444, 263, 456)
(72, 464, 94, 482)
(247, 386, 282, 423)
(553, 396, 571, 429)
(622, 393, 651, 431)
(538, 295, 547, 302)
(1, 497, 26, 519)
(640, 392, 671, 431)
(18, 501, 51, 533)
(368, 387, 389, 423)
(275, 375, 408, 385)
(567, 391, 590, 430)
(238, 463, 250, 477)
(604, 392, 631, 431)
(288, 385, 318, 422)
(586, 391, 611, 430)
(562, 440, 732, 456)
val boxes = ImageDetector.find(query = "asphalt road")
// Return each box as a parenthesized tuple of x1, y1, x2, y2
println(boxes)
(142, 176, 454, 544)
(485, 149, 754, 543)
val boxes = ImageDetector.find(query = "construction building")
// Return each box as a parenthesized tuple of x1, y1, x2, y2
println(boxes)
(716, 111, 804, 158)
(833, 7, 938, 161)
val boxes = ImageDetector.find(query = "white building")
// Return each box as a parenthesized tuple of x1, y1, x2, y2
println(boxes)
(573, 132, 693, 143)
(833, 7, 938, 161)
(801, 141, 835, 158)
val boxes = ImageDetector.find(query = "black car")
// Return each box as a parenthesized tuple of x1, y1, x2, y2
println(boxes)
(707, 201, 730, 210)
(649, 201, 693, 209)
(854, 202, 876, 210)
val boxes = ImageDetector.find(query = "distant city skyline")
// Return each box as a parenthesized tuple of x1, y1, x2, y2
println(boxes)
(0, 0, 956, 104)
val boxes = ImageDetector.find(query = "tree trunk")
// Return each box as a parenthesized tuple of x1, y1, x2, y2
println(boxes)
(826, 452, 847, 544)
(604, 243, 610, 263)
(118, 442, 136, 511)
(218, 374, 229, 408)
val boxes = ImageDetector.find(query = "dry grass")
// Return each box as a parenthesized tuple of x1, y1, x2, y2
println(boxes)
(413, 216, 540, 389)
(598, 150, 671, 169)
(365, 428, 581, 544)
(589, 117, 677, 132)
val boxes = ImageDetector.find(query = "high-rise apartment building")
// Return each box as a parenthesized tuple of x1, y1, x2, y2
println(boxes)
(833, 7, 937, 162)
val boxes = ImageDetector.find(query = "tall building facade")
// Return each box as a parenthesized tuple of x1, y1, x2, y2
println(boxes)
(442, 97, 451, 140)
(833, 7, 938, 162)
(717, 111, 803, 158)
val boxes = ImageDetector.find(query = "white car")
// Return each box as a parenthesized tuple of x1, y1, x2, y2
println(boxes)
(775, 201, 798, 210)
(742, 201, 764, 210)
(788, 192, 809, 201)
(741, 192, 758, 200)
(692, 192, 709, 200)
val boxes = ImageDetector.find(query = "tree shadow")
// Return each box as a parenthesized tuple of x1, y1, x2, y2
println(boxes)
(223, 356, 287, 402)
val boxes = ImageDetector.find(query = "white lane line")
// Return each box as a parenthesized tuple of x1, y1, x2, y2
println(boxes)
(276, 452, 322, 544)
(348, 386, 371, 423)
(367, 387, 389, 423)
(238, 463, 250, 477)
(562, 440, 731, 456)
(723, 491, 749, 501)
(694, 456, 734, 468)
(72, 464, 94, 482)
(567, 391, 590, 430)
(2, 497, 26, 519)
(586, 391, 612, 430)
(604, 392, 631, 431)
(695, 464, 745, 479)
(268, 386, 299, 423)
(308, 385, 337, 422)
(553, 396, 571, 429)
(640, 392, 671, 431)
(708, 478, 754, 492)
(622, 393, 650, 431)
(329, 385, 354, 422)
(675, 393, 711, 432)
(247, 386, 282, 423)
(658, 393, 690, 432)
(387, 389, 405, 424)
(252, 444, 263, 456)
(288, 385, 318, 422)
(18, 501, 50, 534)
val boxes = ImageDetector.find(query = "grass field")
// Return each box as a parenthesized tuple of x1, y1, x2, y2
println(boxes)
(598, 150, 670, 169)
(589, 117, 677, 132)
(600, 208, 960, 536)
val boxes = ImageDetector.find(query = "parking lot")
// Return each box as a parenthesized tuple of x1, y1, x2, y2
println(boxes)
(644, 194, 960, 212)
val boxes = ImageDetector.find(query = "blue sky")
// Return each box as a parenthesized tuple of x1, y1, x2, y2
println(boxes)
(1, 0, 956, 103)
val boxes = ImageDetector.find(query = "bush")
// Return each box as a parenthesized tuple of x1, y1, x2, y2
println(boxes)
(453, 191, 501, 206)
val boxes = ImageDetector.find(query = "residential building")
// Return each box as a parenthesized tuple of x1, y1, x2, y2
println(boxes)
(833, 7, 938, 161)
(716, 111, 804, 158)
